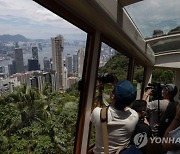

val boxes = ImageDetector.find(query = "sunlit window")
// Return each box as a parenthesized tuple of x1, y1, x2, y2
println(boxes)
(0, 1, 87, 153)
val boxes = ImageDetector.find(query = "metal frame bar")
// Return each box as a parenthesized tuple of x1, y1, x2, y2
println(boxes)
(118, 0, 143, 7)
(75, 31, 101, 154)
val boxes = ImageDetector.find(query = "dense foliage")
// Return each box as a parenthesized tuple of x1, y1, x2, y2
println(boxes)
(99, 53, 174, 84)
(0, 84, 79, 154)
(99, 52, 129, 80)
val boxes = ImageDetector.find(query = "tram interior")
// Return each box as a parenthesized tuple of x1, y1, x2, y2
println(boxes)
(1, 0, 180, 154)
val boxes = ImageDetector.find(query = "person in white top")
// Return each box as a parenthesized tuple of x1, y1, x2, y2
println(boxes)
(91, 80, 139, 154)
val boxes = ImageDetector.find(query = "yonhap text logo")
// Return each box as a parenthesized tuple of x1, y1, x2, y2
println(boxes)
(134, 132, 180, 149)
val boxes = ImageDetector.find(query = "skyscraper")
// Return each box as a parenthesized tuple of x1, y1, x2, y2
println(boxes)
(65, 54, 73, 77)
(51, 34, 65, 90)
(32, 47, 38, 60)
(8, 60, 16, 76)
(0, 66, 5, 73)
(43, 57, 51, 71)
(77, 48, 85, 77)
(73, 54, 78, 74)
(38, 43, 42, 51)
(14, 48, 24, 73)
(28, 59, 40, 71)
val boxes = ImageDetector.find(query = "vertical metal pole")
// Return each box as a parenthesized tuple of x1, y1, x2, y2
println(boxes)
(74, 31, 101, 154)
(127, 57, 135, 82)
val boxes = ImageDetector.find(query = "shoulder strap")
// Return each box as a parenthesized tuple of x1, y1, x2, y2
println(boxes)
(100, 107, 109, 154)
(100, 107, 128, 154)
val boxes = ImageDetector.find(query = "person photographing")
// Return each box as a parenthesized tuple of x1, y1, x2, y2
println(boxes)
(143, 84, 178, 137)
(91, 80, 139, 154)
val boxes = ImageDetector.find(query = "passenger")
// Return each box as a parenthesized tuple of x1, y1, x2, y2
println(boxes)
(143, 84, 178, 137)
(131, 100, 152, 153)
(91, 80, 139, 154)
(162, 104, 180, 154)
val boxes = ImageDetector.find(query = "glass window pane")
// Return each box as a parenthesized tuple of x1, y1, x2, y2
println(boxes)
(89, 42, 130, 146)
(133, 63, 145, 99)
(125, 0, 180, 39)
(0, 1, 87, 153)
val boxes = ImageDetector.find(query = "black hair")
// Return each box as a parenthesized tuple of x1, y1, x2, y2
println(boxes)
(165, 84, 178, 98)
(132, 100, 147, 112)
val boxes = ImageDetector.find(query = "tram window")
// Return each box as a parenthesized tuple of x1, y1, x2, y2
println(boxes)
(91, 43, 130, 108)
(89, 42, 130, 146)
(0, 1, 87, 153)
(133, 63, 145, 99)
(99, 43, 129, 81)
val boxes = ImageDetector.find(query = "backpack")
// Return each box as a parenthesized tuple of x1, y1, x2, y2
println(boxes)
(157, 101, 178, 137)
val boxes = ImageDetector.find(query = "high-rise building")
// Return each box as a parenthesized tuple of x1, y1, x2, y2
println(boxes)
(64, 67, 67, 89)
(28, 59, 40, 71)
(8, 65, 14, 76)
(43, 57, 51, 71)
(73, 54, 78, 74)
(0, 66, 5, 73)
(14, 48, 24, 73)
(77, 48, 85, 77)
(51, 34, 65, 90)
(65, 54, 73, 77)
(32, 47, 38, 60)
(38, 43, 42, 51)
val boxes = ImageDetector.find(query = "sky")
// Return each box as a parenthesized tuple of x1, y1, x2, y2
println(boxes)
(125, 0, 180, 38)
(0, 0, 87, 40)
(0, 0, 180, 40)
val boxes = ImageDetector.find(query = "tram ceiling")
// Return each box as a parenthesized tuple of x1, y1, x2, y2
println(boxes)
(118, 0, 143, 7)
(154, 51, 180, 69)
(124, 0, 180, 63)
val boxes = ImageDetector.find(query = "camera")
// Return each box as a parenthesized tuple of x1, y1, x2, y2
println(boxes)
(146, 82, 164, 100)
(98, 73, 117, 84)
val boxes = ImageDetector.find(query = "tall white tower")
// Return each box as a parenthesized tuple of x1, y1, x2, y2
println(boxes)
(77, 48, 85, 78)
(51, 35, 65, 90)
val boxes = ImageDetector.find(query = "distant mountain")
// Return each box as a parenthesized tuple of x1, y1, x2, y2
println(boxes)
(0, 34, 30, 42)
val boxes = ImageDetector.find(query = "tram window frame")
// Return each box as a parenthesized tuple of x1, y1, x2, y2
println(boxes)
(87, 40, 132, 150)
(1, 1, 98, 154)
(33, 1, 148, 154)
(87, 37, 147, 151)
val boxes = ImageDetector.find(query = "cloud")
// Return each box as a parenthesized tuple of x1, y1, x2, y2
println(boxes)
(0, 1, 8, 7)
(0, 14, 87, 40)
(0, 0, 86, 40)
(125, 0, 180, 37)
